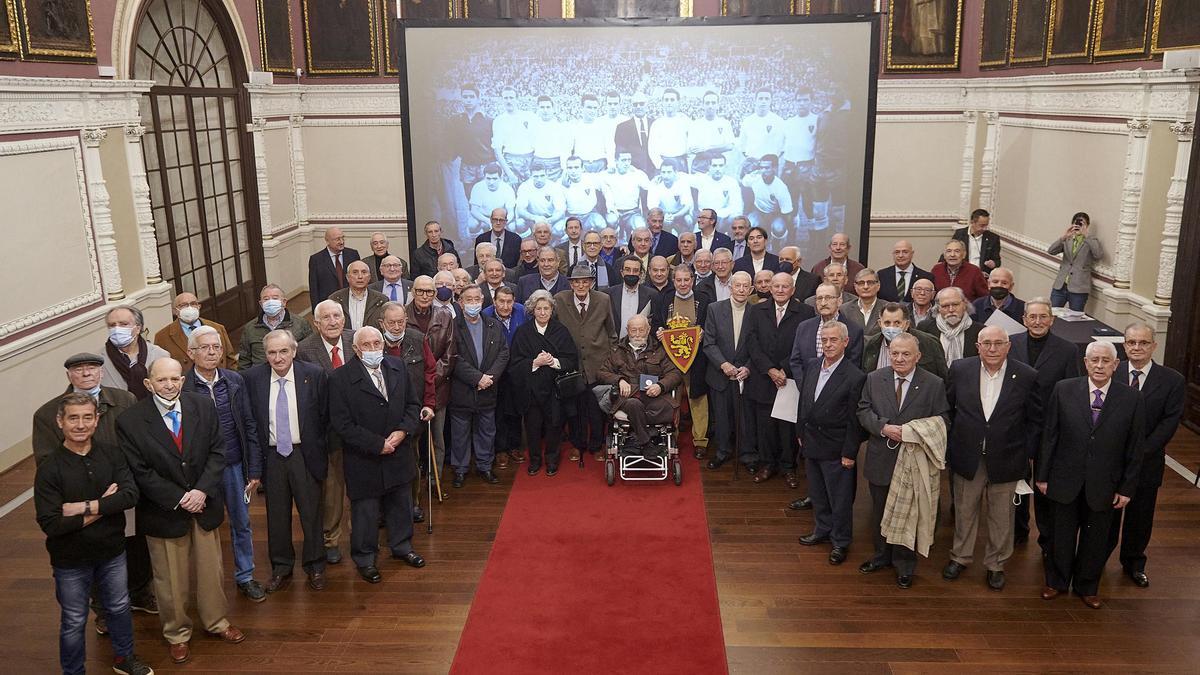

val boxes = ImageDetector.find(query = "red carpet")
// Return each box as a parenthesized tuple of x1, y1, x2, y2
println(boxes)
(450, 437, 728, 674)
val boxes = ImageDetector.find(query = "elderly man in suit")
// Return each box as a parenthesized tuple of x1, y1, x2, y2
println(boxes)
(483, 287, 527, 467)
(406, 275, 456, 474)
(555, 262, 617, 462)
(840, 268, 885, 337)
(1010, 297, 1081, 548)
(856, 333, 950, 589)
(942, 326, 1041, 592)
(360, 231, 395, 282)
(517, 245, 569, 303)
(474, 208, 522, 269)
(154, 292, 236, 371)
(238, 284, 312, 369)
(1047, 212, 1104, 312)
(183, 326, 265, 602)
(479, 260, 518, 309)
(370, 255, 414, 305)
(118, 358, 244, 664)
(790, 283, 865, 375)
(861, 303, 947, 380)
(448, 285, 510, 487)
(972, 267, 1025, 324)
(295, 300, 354, 565)
(796, 321, 866, 565)
(746, 272, 815, 486)
(654, 264, 713, 458)
(307, 227, 360, 312)
(703, 271, 758, 472)
(778, 246, 821, 301)
(329, 327, 425, 584)
(953, 209, 1002, 274)
(102, 306, 170, 399)
(1106, 323, 1185, 588)
(244, 330, 329, 592)
(878, 240, 934, 303)
(1037, 341, 1144, 609)
(380, 302, 437, 515)
(804, 263, 856, 307)
(645, 209, 680, 258)
(329, 260, 388, 332)
(918, 287, 981, 368)
(810, 233, 864, 292)
(607, 256, 659, 337)
(468, 242, 519, 285)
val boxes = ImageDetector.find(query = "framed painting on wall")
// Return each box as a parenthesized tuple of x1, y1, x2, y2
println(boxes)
(1094, 0, 1150, 60)
(16, 0, 95, 61)
(979, 0, 1012, 67)
(1152, 0, 1200, 51)
(302, 0, 377, 75)
(463, 0, 536, 17)
(885, 0, 963, 71)
(0, 0, 18, 57)
(1048, 0, 1095, 61)
(257, 0, 294, 74)
(401, 0, 453, 17)
(1009, 0, 1050, 66)
(565, 0, 689, 18)
(807, 0, 874, 13)
(723, 0, 795, 15)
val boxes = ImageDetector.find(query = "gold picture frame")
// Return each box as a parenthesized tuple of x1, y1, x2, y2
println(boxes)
(1151, 0, 1200, 52)
(978, 0, 1012, 68)
(0, 0, 19, 56)
(462, 0, 538, 17)
(1008, 0, 1049, 66)
(16, 0, 95, 61)
(721, 0, 798, 14)
(302, 0, 378, 75)
(562, 0, 693, 18)
(257, 0, 295, 74)
(1093, 0, 1151, 60)
(884, 0, 964, 72)
(1047, 0, 1095, 61)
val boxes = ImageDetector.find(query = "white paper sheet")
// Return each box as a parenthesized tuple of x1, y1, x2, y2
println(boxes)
(984, 309, 1027, 335)
(770, 378, 800, 423)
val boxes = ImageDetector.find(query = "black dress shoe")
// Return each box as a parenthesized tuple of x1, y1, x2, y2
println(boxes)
(413, 506, 425, 523)
(798, 533, 830, 546)
(942, 560, 967, 580)
(237, 580, 267, 602)
(478, 470, 500, 484)
(829, 547, 848, 565)
(1130, 571, 1150, 588)
(693, 447, 706, 460)
(706, 456, 727, 470)
(788, 496, 813, 510)
(358, 566, 382, 584)
(325, 547, 342, 565)
(264, 574, 292, 593)
(527, 462, 542, 476)
(452, 472, 466, 488)
(896, 575, 913, 589)
(393, 551, 426, 568)
(546, 465, 559, 476)
(858, 560, 890, 574)
(986, 570, 1006, 591)
(744, 463, 759, 475)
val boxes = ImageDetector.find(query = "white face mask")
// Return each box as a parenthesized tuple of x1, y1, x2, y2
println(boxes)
(178, 307, 200, 324)
(153, 393, 178, 408)
(629, 339, 647, 351)
(360, 350, 384, 368)
(108, 326, 136, 348)
(383, 330, 405, 343)
(261, 299, 284, 317)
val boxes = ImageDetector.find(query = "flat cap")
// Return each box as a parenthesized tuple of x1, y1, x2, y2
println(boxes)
(64, 352, 105, 368)
(568, 261, 596, 280)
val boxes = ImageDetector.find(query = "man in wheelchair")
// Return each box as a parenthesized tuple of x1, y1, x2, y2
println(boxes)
(597, 315, 683, 456)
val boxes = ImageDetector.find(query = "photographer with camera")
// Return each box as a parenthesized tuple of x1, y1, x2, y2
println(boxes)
(1047, 212, 1104, 312)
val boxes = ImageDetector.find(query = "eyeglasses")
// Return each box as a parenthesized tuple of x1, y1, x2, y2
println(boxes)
(176, 301, 201, 308)
(854, 280, 879, 286)
(192, 344, 223, 353)
(414, 288, 435, 295)
(1124, 340, 1153, 348)
(978, 341, 1009, 350)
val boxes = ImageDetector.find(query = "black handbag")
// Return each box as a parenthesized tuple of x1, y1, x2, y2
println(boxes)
(555, 370, 587, 399)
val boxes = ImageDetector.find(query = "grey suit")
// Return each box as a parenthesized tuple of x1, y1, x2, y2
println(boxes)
(838, 298, 885, 337)
(856, 366, 950, 577)
(702, 299, 756, 466)
(1048, 234, 1103, 294)
(369, 278, 413, 305)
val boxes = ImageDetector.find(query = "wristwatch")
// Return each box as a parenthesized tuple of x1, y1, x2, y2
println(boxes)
(83, 500, 92, 516)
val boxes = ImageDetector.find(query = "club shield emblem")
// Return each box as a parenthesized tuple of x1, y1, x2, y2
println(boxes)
(660, 315, 702, 373)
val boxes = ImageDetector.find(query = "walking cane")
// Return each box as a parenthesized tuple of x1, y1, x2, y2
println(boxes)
(732, 378, 743, 482)
(426, 420, 434, 534)
(428, 421, 446, 503)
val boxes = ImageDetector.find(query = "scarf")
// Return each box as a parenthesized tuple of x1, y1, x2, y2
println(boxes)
(934, 313, 970, 366)
(106, 336, 150, 400)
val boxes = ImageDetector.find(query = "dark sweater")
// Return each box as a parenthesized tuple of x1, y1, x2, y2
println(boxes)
(34, 442, 138, 568)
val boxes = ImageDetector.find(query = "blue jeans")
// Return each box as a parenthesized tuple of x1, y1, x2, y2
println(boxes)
(1050, 286, 1088, 312)
(450, 408, 497, 473)
(54, 552, 133, 675)
(221, 462, 256, 584)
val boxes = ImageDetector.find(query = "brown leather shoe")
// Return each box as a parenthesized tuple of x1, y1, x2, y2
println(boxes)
(753, 466, 774, 483)
(1081, 595, 1103, 609)
(784, 472, 799, 489)
(511, 450, 526, 464)
(496, 452, 510, 470)
(1040, 586, 1061, 600)
(265, 574, 291, 593)
(693, 446, 707, 460)
(593, 452, 605, 462)
(213, 625, 245, 643)
(568, 448, 581, 462)
(307, 572, 326, 591)
(169, 641, 190, 664)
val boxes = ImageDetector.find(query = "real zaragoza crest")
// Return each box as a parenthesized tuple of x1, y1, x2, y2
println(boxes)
(660, 314, 702, 373)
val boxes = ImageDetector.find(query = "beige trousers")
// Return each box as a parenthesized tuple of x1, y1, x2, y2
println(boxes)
(146, 520, 230, 644)
(950, 463, 1017, 572)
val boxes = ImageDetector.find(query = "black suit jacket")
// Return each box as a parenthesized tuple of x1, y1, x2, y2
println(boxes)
(788, 313, 864, 383)
(745, 299, 815, 405)
(702, 299, 753, 392)
(1118, 361, 1185, 487)
(792, 269, 821, 302)
(449, 314, 510, 411)
(243, 360, 329, 482)
(615, 116, 655, 174)
(945, 357, 1041, 484)
(953, 227, 1002, 272)
(650, 230, 679, 259)
(329, 356, 420, 500)
(1037, 378, 1144, 511)
(877, 265, 934, 303)
(117, 393, 226, 538)
(695, 229, 734, 252)
(475, 229, 522, 269)
(308, 247, 361, 311)
(1010, 331, 1080, 412)
(733, 252, 781, 277)
(606, 284, 660, 332)
(798, 357, 866, 461)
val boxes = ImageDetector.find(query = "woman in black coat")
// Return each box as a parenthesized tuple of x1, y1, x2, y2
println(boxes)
(507, 290, 580, 476)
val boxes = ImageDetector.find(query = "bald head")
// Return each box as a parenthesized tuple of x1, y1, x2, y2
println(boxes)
(324, 227, 345, 253)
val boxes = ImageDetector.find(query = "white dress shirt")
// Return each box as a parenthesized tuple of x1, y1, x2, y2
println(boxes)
(814, 356, 843, 400)
(268, 366, 301, 446)
(714, 276, 732, 302)
(1129, 361, 1152, 390)
(620, 287, 641, 338)
(980, 361, 1006, 421)
(347, 290, 367, 330)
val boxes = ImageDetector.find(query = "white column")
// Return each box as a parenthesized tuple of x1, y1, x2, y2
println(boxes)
(81, 128, 124, 301)
(248, 116, 274, 239)
(1112, 119, 1151, 289)
(289, 113, 309, 228)
(958, 110, 979, 226)
(123, 124, 163, 284)
(977, 112, 1000, 213)
(1156, 120, 1194, 306)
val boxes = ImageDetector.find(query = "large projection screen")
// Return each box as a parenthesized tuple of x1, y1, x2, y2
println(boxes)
(400, 18, 878, 265)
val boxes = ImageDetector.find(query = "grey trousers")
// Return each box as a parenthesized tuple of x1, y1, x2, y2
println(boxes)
(949, 463, 1017, 572)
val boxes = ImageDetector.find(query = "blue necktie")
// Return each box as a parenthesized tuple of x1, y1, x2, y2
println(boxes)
(166, 409, 180, 436)
(276, 379, 293, 457)
(388, 283, 398, 302)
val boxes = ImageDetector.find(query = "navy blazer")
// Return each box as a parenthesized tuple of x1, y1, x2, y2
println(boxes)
(732, 252, 781, 277)
(243, 360, 329, 482)
(695, 229, 733, 252)
(117, 393, 226, 538)
(972, 295, 1025, 325)
(483, 302, 527, 345)
(745, 298, 815, 405)
(329, 356, 421, 500)
(516, 272, 569, 304)
(797, 357, 867, 461)
(945, 357, 1042, 484)
(788, 313, 864, 383)
(649, 230, 679, 258)
(877, 264, 935, 303)
(307, 247, 361, 312)
(1118, 361, 1185, 488)
(183, 368, 263, 480)
(475, 229, 522, 269)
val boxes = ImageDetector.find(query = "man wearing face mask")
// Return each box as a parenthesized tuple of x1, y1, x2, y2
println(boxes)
(971, 267, 1025, 324)
(405, 275, 457, 475)
(380, 302, 437, 506)
(918, 287, 982, 368)
(448, 286, 510, 487)
(861, 303, 947, 380)
(118, 358, 245, 664)
(606, 257, 659, 339)
(329, 327, 425, 584)
(155, 292, 236, 371)
(102, 306, 170, 400)
(238, 284, 313, 370)
(432, 270, 461, 319)
(778, 246, 820, 302)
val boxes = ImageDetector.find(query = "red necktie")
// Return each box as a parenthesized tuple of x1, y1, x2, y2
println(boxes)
(331, 345, 343, 369)
(335, 254, 344, 288)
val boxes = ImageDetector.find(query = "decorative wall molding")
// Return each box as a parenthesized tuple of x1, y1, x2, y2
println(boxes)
(996, 117, 1130, 135)
(1112, 119, 1153, 288)
(870, 212, 962, 222)
(0, 77, 151, 135)
(301, 118, 404, 128)
(307, 212, 407, 223)
(122, 124, 163, 284)
(875, 114, 966, 124)
(978, 112, 1001, 213)
(248, 117, 276, 239)
(958, 111, 979, 226)
(246, 84, 403, 119)
(80, 128, 123, 301)
(1157, 121, 1195, 305)
(0, 137, 103, 338)
(288, 114, 309, 228)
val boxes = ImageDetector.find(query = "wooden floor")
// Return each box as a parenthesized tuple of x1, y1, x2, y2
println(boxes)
(3, 429, 1200, 674)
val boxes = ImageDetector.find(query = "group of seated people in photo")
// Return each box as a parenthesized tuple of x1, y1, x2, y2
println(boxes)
(31, 204, 1180, 674)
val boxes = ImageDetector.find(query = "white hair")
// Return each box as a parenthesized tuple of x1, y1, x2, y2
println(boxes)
(475, 241, 496, 256)
(187, 324, 220, 350)
(353, 326, 383, 346)
(314, 299, 343, 319)
(1085, 341, 1118, 360)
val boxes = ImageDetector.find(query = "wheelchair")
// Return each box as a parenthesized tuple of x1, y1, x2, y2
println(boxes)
(599, 387, 683, 487)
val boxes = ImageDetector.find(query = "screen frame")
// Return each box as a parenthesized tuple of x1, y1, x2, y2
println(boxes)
(395, 14, 881, 267)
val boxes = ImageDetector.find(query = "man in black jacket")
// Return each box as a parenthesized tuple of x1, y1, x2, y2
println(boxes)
(411, 220, 460, 280)
(654, 265, 712, 458)
(307, 227, 360, 313)
(118, 357, 244, 664)
(329, 327, 425, 584)
(35, 392, 151, 675)
(942, 326, 1041, 592)
(448, 285, 510, 487)
(953, 209, 1002, 274)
